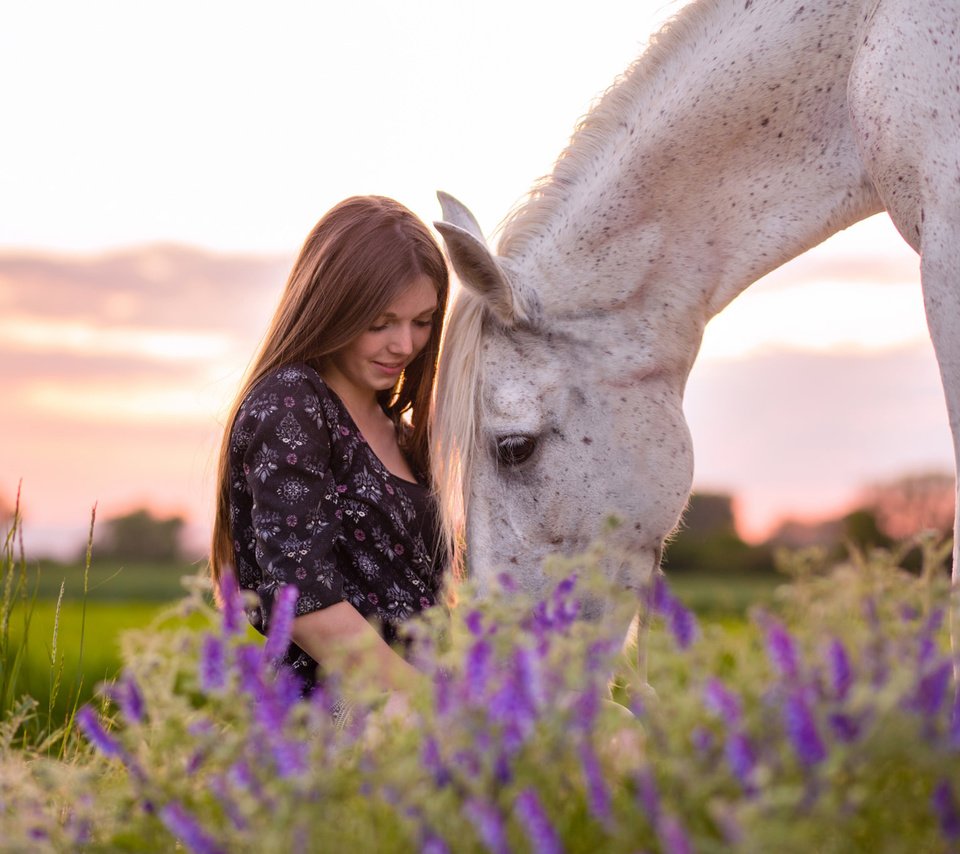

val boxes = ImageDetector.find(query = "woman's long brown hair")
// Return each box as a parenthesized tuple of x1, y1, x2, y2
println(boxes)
(209, 196, 449, 590)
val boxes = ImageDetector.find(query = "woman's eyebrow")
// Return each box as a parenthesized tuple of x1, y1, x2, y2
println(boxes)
(379, 305, 439, 319)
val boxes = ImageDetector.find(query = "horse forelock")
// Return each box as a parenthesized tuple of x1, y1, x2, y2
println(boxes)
(431, 286, 488, 575)
(495, 0, 717, 260)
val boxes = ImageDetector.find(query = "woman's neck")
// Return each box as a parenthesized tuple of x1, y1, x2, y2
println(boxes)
(320, 370, 387, 429)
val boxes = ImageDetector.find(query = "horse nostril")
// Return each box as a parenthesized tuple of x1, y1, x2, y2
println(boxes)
(548, 535, 564, 546)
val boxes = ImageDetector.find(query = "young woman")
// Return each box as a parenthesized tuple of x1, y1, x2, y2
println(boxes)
(210, 196, 450, 704)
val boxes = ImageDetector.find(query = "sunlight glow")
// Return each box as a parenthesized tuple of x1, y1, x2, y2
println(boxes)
(26, 381, 214, 424)
(3, 316, 231, 361)
(700, 280, 928, 361)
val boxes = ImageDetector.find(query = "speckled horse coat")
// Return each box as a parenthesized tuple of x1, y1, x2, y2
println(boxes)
(432, 0, 960, 642)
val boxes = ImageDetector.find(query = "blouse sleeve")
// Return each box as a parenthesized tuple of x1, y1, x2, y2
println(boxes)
(240, 375, 346, 628)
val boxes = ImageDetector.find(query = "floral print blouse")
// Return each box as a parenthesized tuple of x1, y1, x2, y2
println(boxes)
(228, 363, 444, 694)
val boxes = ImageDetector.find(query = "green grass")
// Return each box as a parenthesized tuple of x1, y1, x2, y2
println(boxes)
(27, 558, 205, 602)
(667, 571, 784, 622)
(7, 600, 205, 731)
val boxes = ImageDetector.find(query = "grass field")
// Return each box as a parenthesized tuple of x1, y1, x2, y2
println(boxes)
(24, 557, 206, 601)
(4, 558, 212, 729)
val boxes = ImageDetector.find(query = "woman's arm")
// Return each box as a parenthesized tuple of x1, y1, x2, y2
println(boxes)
(291, 601, 422, 695)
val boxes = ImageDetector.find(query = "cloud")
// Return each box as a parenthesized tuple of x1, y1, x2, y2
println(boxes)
(0, 245, 290, 333)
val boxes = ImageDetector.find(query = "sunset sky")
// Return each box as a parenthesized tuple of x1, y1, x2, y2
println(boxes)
(2, 1, 952, 557)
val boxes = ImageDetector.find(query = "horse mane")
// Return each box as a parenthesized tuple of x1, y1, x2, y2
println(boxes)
(430, 286, 487, 576)
(495, 0, 711, 258)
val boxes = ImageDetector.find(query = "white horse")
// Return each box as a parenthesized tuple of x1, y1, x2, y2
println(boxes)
(431, 0, 960, 636)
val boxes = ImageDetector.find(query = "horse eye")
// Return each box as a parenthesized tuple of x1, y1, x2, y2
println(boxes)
(495, 434, 538, 467)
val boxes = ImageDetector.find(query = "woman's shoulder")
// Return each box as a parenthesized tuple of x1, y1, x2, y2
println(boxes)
(244, 362, 330, 405)
(236, 362, 336, 428)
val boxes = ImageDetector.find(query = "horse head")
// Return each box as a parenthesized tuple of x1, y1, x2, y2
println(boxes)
(433, 192, 696, 629)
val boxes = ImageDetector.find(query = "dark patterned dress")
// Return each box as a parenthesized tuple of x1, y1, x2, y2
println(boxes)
(227, 362, 444, 695)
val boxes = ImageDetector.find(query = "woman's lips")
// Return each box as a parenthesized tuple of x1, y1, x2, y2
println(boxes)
(373, 361, 404, 375)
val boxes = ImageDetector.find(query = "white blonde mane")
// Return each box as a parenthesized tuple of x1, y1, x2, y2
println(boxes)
(496, 1, 714, 258)
(430, 286, 487, 573)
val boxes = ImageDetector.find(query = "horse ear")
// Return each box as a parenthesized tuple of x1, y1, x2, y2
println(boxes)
(434, 220, 540, 328)
(435, 197, 541, 328)
(436, 191, 485, 242)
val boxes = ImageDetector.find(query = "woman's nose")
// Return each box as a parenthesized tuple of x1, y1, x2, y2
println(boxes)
(387, 324, 414, 355)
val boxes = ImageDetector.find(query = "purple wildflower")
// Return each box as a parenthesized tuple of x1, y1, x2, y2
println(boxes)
(465, 610, 485, 636)
(669, 600, 697, 649)
(490, 650, 540, 750)
(635, 769, 661, 823)
(186, 746, 208, 776)
(515, 789, 564, 854)
(579, 744, 612, 825)
(433, 668, 453, 717)
(111, 674, 145, 724)
(783, 692, 827, 766)
(422, 833, 451, 854)
(76, 706, 124, 760)
(453, 748, 482, 780)
(228, 760, 257, 793)
(572, 690, 600, 733)
(763, 616, 800, 681)
(917, 609, 945, 665)
(199, 635, 226, 693)
(691, 726, 714, 754)
(421, 737, 450, 788)
(555, 574, 577, 600)
(218, 571, 245, 636)
(159, 802, 225, 854)
(933, 780, 960, 842)
(725, 731, 757, 792)
(515, 645, 545, 709)
(899, 603, 920, 623)
(464, 798, 509, 854)
(909, 661, 952, 718)
(235, 644, 265, 699)
(263, 584, 298, 663)
(704, 677, 742, 726)
(273, 667, 304, 710)
(657, 814, 694, 854)
(826, 638, 853, 702)
(650, 575, 698, 649)
(268, 738, 306, 779)
(466, 638, 493, 702)
(828, 712, 861, 743)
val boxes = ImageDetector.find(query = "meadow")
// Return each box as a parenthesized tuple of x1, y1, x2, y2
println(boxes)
(2, 522, 958, 852)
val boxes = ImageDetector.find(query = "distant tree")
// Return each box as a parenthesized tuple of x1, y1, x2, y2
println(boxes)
(839, 508, 893, 551)
(94, 508, 185, 563)
(769, 517, 843, 549)
(859, 471, 954, 540)
(664, 492, 774, 575)
(680, 492, 737, 535)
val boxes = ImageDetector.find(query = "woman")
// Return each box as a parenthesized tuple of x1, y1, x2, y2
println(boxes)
(209, 196, 450, 705)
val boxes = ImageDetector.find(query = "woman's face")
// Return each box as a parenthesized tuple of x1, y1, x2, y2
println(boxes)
(326, 275, 439, 400)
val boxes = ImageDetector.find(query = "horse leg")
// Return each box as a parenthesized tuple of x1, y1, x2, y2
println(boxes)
(919, 216, 960, 646)
(849, 0, 960, 659)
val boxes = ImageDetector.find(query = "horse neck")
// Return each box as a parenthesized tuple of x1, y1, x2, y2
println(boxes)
(503, 0, 883, 332)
